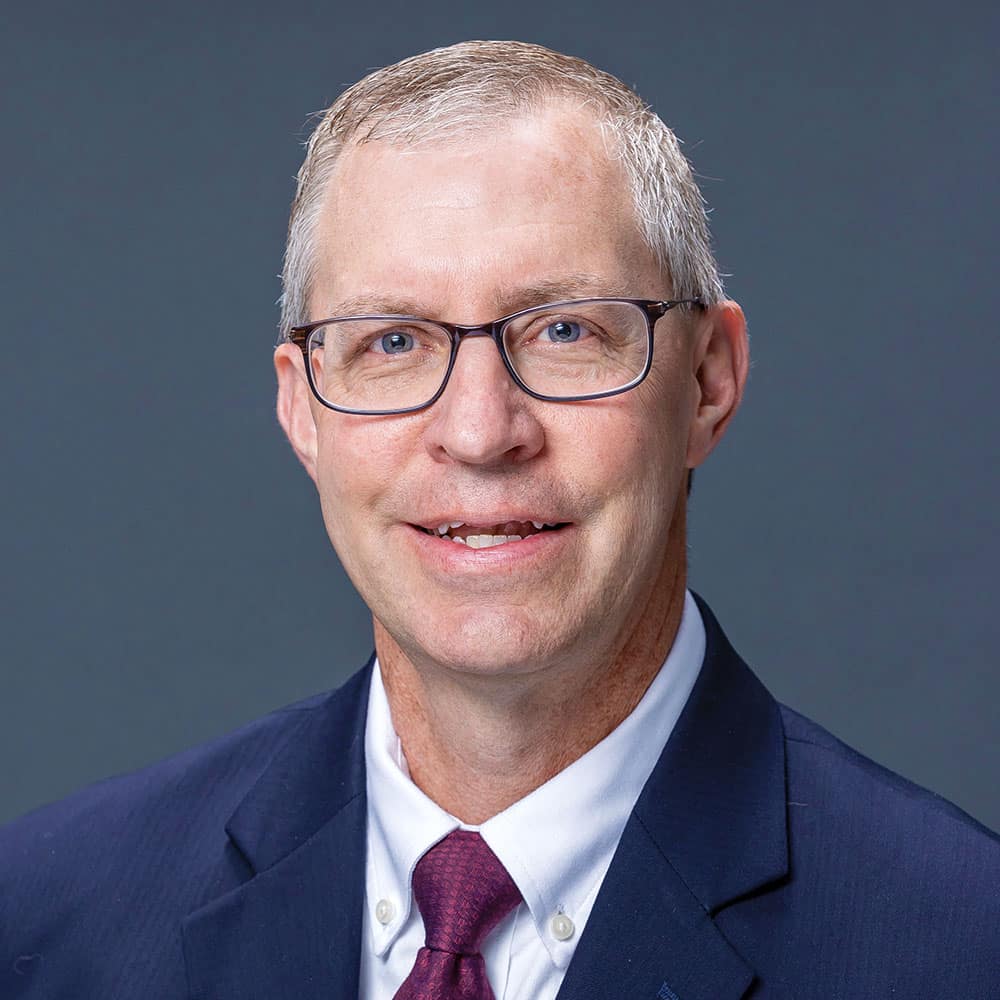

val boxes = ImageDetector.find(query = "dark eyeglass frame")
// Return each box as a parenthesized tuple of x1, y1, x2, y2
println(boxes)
(284, 296, 704, 416)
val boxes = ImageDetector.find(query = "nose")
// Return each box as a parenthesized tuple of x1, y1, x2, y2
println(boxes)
(422, 333, 545, 467)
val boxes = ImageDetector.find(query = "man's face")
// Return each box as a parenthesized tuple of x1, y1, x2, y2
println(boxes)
(283, 106, 718, 679)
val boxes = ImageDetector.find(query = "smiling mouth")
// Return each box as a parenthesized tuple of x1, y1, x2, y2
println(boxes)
(415, 520, 568, 549)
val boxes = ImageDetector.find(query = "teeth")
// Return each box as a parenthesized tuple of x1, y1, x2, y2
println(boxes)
(465, 534, 525, 549)
(426, 520, 560, 541)
(433, 521, 466, 535)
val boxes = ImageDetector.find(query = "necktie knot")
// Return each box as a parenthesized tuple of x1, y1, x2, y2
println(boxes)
(412, 830, 521, 955)
(393, 830, 521, 999)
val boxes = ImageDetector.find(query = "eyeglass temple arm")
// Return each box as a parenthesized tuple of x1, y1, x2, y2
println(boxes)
(281, 328, 310, 353)
(643, 297, 705, 322)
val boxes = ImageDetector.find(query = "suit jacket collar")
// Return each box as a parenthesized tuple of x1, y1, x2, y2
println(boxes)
(555, 594, 788, 999)
(182, 658, 374, 1000)
(183, 596, 788, 999)
(222, 658, 372, 874)
(639, 593, 788, 913)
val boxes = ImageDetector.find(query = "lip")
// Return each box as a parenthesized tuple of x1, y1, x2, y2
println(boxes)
(403, 520, 575, 575)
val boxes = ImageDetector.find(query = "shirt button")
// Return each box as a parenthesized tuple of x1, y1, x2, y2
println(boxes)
(375, 899, 396, 925)
(550, 913, 575, 941)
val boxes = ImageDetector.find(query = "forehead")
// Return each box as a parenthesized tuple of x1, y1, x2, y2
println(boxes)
(310, 104, 662, 319)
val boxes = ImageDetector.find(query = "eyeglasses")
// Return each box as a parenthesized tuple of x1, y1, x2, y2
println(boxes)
(284, 296, 702, 415)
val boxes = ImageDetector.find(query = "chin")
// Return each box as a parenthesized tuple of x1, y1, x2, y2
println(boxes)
(397, 604, 574, 679)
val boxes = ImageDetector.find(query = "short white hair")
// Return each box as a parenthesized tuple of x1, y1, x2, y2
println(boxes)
(279, 40, 724, 341)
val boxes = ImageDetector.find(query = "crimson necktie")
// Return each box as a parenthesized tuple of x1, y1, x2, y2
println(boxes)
(394, 830, 522, 1000)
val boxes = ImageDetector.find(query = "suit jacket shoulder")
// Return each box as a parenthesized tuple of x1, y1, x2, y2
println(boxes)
(0, 671, 370, 999)
(719, 703, 1000, 996)
(780, 701, 999, 842)
(555, 597, 1000, 1000)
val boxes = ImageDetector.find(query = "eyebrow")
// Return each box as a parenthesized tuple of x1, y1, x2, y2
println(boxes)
(321, 272, 631, 321)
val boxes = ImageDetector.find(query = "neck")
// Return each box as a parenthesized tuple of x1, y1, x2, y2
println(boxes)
(376, 503, 689, 825)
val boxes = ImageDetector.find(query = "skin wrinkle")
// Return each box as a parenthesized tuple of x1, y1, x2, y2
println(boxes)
(274, 101, 747, 824)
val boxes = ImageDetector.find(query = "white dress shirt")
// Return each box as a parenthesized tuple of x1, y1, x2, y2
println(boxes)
(359, 590, 706, 999)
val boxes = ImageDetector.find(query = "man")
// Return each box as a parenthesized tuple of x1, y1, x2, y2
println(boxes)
(2, 39, 997, 1000)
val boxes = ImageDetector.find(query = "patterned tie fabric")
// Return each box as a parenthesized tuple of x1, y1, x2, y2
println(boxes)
(394, 830, 522, 1000)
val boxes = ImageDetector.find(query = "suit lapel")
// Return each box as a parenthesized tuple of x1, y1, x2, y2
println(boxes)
(556, 595, 788, 1000)
(182, 661, 373, 1000)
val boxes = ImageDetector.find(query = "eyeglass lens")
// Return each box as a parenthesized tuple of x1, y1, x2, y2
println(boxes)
(306, 300, 650, 412)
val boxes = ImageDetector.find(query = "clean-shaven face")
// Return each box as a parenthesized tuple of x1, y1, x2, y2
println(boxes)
(303, 105, 699, 678)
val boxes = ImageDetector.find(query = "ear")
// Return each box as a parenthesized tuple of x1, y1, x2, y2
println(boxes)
(274, 343, 319, 483)
(686, 300, 749, 469)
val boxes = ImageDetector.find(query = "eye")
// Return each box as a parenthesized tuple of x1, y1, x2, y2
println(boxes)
(539, 320, 583, 343)
(372, 330, 415, 354)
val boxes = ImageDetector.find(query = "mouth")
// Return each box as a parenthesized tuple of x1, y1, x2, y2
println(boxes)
(413, 519, 569, 549)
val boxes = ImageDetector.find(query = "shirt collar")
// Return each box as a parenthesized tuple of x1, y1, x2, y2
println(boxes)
(364, 589, 706, 966)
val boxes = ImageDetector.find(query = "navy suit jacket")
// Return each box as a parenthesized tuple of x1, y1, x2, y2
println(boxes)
(2, 595, 998, 999)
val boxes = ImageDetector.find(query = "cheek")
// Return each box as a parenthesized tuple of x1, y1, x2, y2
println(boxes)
(558, 408, 678, 541)
(586, 377, 691, 531)
(637, 363, 694, 469)
(578, 369, 690, 483)
(313, 420, 408, 527)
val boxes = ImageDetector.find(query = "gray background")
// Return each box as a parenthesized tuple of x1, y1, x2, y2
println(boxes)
(2, 0, 997, 831)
